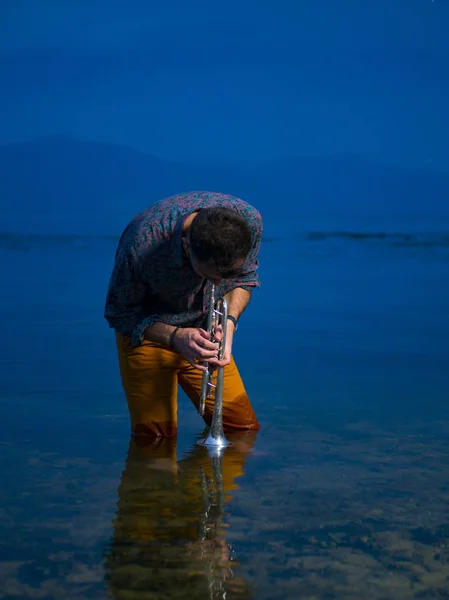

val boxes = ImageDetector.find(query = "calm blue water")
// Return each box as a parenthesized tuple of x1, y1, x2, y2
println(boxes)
(1, 221, 449, 599)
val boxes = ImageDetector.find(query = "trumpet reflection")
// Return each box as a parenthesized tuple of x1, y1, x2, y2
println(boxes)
(104, 431, 258, 600)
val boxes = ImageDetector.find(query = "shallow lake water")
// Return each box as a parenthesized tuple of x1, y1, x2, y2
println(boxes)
(1, 222, 449, 599)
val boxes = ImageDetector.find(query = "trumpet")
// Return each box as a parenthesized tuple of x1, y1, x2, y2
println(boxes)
(198, 284, 230, 453)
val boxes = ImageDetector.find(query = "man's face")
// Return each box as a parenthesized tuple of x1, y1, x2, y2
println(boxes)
(183, 237, 244, 284)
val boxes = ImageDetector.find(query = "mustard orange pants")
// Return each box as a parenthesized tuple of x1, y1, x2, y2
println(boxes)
(115, 333, 260, 438)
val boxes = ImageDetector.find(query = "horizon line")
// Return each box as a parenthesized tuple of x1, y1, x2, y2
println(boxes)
(0, 133, 448, 177)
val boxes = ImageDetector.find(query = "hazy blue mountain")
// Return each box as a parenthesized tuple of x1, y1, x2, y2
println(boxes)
(1, 136, 448, 235)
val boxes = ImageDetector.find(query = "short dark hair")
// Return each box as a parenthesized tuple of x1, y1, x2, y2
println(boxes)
(189, 206, 253, 274)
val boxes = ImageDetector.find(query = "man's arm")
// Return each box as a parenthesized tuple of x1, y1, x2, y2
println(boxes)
(224, 287, 252, 323)
(143, 321, 178, 346)
(104, 243, 148, 337)
(143, 288, 251, 347)
(210, 286, 251, 367)
(105, 242, 177, 347)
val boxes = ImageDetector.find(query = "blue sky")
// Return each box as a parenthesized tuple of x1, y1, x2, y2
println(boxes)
(1, 0, 448, 170)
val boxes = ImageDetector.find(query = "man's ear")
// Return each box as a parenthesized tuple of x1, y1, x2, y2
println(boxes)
(182, 236, 189, 255)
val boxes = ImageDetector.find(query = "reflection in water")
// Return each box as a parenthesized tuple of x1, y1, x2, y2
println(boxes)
(104, 431, 258, 600)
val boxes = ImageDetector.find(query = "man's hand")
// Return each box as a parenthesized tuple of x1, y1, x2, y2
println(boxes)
(172, 321, 236, 370)
(211, 320, 235, 368)
(172, 327, 220, 370)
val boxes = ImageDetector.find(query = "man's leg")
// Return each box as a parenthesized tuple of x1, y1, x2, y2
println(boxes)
(115, 333, 182, 437)
(178, 357, 260, 432)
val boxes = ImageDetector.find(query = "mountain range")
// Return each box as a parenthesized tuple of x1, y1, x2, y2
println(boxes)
(0, 136, 448, 235)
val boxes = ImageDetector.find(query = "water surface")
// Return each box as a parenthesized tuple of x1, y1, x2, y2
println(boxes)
(1, 225, 449, 599)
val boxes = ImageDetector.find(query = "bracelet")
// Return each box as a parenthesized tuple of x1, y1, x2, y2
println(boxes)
(227, 315, 238, 331)
(169, 326, 180, 349)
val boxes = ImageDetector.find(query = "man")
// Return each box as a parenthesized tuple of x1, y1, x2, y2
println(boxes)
(104, 191, 263, 438)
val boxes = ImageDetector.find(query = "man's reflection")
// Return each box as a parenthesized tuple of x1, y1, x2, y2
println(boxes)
(104, 430, 258, 599)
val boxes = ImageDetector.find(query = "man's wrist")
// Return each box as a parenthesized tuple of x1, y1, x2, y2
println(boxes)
(169, 326, 180, 348)
(143, 322, 181, 347)
(227, 315, 238, 332)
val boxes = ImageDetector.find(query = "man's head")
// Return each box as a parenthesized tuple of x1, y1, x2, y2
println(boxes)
(183, 207, 252, 284)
